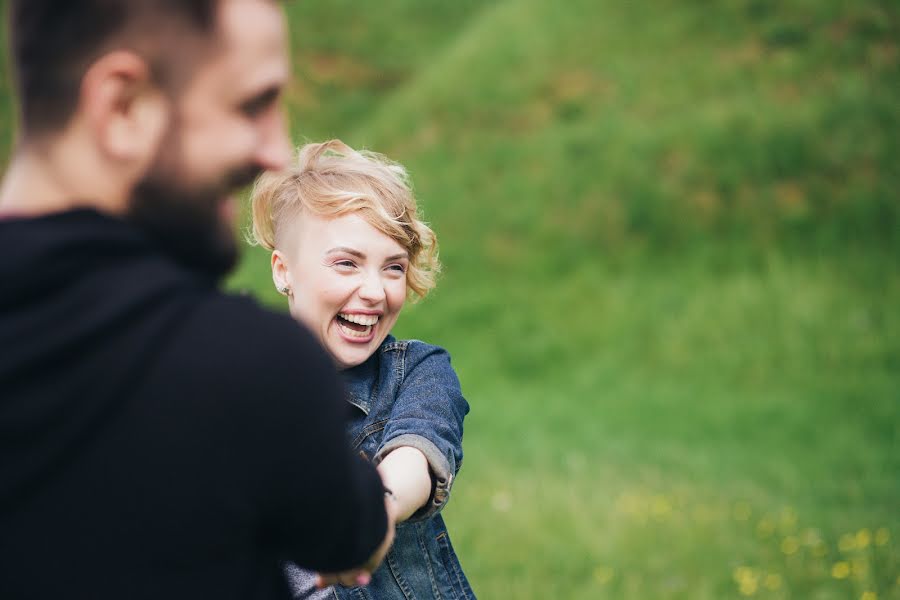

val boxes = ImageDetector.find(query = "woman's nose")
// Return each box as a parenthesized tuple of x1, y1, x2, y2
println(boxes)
(357, 271, 386, 304)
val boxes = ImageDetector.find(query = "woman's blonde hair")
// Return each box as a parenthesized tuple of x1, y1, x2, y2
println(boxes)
(249, 139, 440, 300)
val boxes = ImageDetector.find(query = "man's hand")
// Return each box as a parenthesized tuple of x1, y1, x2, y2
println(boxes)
(314, 492, 398, 589)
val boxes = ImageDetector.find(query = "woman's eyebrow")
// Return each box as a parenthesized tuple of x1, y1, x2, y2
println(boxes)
(326, 246, 365, 258)
(326, 247, 409, 262)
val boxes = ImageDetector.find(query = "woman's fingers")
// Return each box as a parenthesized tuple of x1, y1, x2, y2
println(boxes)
(315, 570, 371, 589)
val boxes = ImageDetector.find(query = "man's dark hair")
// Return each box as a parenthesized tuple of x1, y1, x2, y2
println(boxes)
(8, 0, 219, 137)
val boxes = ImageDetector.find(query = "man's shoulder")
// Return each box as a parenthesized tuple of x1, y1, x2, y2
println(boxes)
(195, 292, 307, 345)
(186, 292, 319, 354)
(138, 290, 344, 440)
(162, 291, 332, 385)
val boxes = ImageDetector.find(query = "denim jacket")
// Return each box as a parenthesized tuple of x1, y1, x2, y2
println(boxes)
(285, 336, 476, 600)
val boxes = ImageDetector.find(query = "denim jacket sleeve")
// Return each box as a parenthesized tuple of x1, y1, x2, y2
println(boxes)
(372, 341, 469, 522)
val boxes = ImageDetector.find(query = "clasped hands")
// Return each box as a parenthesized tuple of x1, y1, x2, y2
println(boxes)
(313, 491, 399, 589)
(314, 446, 430, 589)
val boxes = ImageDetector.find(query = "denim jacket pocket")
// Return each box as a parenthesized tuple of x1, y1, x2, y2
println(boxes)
(365, 519, 476, 600)
(338, 586, 372, 600)
(351, 418, 388, 459)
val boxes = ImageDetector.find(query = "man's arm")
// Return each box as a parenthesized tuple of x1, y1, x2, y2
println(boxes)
(200, 298, 392, 573)
(253, 319, 390, 571)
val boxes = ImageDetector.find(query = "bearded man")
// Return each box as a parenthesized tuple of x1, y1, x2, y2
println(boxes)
(0, 2, 393, 598)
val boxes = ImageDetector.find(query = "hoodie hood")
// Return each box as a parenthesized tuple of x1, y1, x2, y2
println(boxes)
(0, 209, 205, 511)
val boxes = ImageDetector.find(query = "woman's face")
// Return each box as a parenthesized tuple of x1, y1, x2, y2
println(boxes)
(275, 212, 408, 369)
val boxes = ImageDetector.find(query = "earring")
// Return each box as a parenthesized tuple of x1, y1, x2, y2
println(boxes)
(278, 285, 291, 296)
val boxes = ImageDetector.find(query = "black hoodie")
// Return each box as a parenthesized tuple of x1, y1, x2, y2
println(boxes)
(0, 209, 387, 599)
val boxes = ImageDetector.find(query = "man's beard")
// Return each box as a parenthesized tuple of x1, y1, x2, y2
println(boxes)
(127, 158, 261, 283)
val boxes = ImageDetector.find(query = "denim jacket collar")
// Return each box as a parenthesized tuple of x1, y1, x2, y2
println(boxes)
(342, 335, 405, 415)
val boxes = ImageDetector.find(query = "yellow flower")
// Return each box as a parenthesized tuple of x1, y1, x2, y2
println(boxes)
(779, 507, 797, 531)
(733, 501, 752, 522)
(839, 533, 857, 552)
(764, 573, 782, 590)
(802, 528, 822, 546)
(860, 592, 876, 600)
(812, 541, 828, 557)
(757, 518, 775, 539)
(874, 528, 890, 546)
(650, 495, 672, 520)
(593, 566, 614, 585)
(831, 561, 851, 579)
(856, 529, 871, 548)
(734, 566, 758, 596)
(781, 536, 799, 555)
(738, 579, 758, 596)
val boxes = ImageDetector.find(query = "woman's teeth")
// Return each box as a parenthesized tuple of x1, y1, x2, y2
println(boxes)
(336, 313, 379, 338)
(338, 313, 379, 326)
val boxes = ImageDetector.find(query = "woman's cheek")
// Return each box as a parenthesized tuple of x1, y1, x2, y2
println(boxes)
(391, 281, 408, 310)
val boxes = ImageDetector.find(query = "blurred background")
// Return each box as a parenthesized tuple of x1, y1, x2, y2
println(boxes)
(2, 1, 898, 598)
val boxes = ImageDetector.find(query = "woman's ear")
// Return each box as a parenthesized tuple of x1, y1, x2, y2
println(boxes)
(271, 250, 292, 296)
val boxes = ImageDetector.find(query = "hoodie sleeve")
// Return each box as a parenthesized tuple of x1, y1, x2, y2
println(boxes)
(197, 297, 388, 573)
(257, 325, 388, 570)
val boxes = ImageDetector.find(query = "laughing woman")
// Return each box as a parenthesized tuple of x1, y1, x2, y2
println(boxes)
(250, 140, 475, 600)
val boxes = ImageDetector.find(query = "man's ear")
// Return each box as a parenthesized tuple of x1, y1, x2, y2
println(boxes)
(271, 250, 292, 294)
(80, 50, 170, 166)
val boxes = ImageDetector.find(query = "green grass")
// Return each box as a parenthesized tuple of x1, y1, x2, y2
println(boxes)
(440, 256, 898, 599)
(265, 3, 899, 598)
(3, 1, 899, 598)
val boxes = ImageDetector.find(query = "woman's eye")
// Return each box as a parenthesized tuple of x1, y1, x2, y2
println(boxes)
(335, 260, 356, 269)
(387, 264, 407, 273)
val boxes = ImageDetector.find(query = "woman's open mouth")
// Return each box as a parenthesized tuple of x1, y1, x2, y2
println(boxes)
(335, 312, 380, 341)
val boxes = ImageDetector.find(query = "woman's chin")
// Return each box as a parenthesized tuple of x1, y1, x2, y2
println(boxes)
(332, 352, 369, 370)
(327, 340, 376, 370)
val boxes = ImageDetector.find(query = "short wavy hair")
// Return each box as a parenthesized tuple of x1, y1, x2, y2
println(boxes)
(249, 139, 440, 300)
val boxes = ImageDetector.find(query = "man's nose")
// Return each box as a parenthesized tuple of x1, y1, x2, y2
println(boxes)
(256, 109, 292, 172)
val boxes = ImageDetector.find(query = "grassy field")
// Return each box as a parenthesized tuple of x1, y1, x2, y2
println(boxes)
(2, 1, 898, 598)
